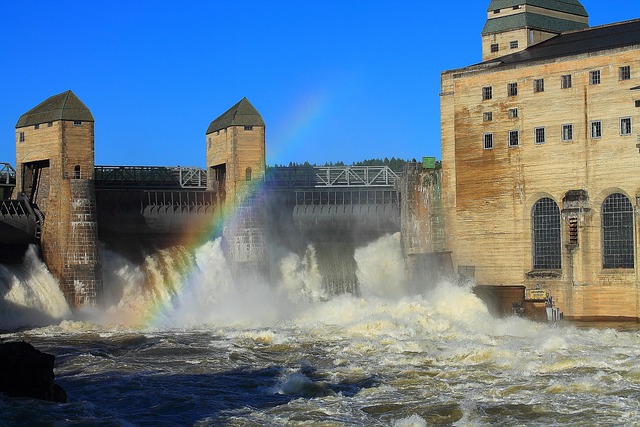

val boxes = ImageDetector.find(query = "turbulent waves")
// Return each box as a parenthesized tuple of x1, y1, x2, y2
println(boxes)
(2, 234, 640, 425)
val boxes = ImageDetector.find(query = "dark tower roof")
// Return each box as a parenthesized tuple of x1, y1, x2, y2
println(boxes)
(483, 0, 589, 35)
(206, 97, 265, 135)
(16, 90, 94, 129)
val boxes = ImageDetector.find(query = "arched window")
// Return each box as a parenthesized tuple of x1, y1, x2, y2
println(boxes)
(602, 193, 634, 268)
(245, 167, 252, 181)
(532, 197, 561, 269)
(73, 165, 81, 179)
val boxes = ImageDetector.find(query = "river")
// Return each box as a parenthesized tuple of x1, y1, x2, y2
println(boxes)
(1, 234, 639, 426)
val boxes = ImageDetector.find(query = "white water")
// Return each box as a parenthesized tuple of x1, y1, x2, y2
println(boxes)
(3, 234, 640, 425)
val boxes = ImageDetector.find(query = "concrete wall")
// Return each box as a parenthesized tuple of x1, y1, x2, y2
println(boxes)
(441, 45, 640, 319)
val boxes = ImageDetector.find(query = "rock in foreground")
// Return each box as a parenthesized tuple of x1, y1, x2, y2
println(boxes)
(0, 341, 67, 402)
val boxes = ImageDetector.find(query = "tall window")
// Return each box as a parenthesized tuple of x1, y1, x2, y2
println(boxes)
(508, 130, 519, 147)
(561, 74, 572, 89)
(534, 79, 544, 93)
(535, 127, 545, 144)
(532, 198, 561, 269)
(491, 43, 499, 53)
(245, 167, 252, 181)
(507, 82, 518, 96)
(589, 70, 601, 85)
(19, 132, 25, 143)
(591, 120, 602, 139)
(562, 124, 573, 142)
(602, 193, 634, 269)
(619, 66, 631, 81)
(482, 86, 492, 100)
(483, 133, 494, 150)
(73, 165, 81, 179)
(620, 117, 632, 135)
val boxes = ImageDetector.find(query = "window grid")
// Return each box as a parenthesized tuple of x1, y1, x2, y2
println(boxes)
(510, 40, 518, 49)
(508, 108, 518, 119)
(532, 198, 561, 269)
(589, 70, 601, 85)
(619, 66, 631, 81)
(621, 117, 632, 135)
(507, 82, 518, 96)
(484, 133, 494, 150)
(591, 121, 602, 139)
(508, 130, 519, 147)
(561, 74, 572, 89)
(482, 86, 492, 100)
(535, 127, 545, 144)
(534, 79, 544, 93)
(602, 193, 634, 269)
(562, 124, 573, 142)
(483, 112, 493, 122)
(491, 43, 499, 52)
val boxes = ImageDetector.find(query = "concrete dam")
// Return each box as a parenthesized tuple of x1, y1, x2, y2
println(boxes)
(0, 91, 446, 309)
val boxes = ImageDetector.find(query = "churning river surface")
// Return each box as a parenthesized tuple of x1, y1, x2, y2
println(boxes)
(1, 234, 640, 426)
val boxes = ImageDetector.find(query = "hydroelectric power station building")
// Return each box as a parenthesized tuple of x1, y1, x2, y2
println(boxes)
(441, 0, 640, 319)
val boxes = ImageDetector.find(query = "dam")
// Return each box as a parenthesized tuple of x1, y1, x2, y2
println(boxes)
(0, 91, 445, 309)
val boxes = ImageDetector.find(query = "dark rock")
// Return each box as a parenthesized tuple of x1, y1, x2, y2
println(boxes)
(0, 341, 67, 402)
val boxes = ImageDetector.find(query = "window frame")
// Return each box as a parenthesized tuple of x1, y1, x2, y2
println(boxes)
(509, 40, 519, 49)
(73, 120, 82, 126)
(508, 129, 519, 147)
(589, 70, 601, 85)
(534, 78, 544, 93)
(507, 82, 518, 97)
(619, 65, 631, 81)
(491, 43, 499, 52)
(534, 127, 545, 145)
(561, 74, 572, 89)
(590, 120, 602, 139)
(482, 86, 493, 100)
(562, 124, 573, 142)
(508, 108, 518, 119)
(620, 117, 632, 135)
(532, 197, 562, 270)
(483, 132, 494, 150)
(483, 111, 493, 122)
(602, 193, 635, 269)
(19, 132, 25, 143)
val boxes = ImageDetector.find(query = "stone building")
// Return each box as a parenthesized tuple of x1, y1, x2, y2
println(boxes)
(441, 1, 640, 319)
(15, 90, 102, 307)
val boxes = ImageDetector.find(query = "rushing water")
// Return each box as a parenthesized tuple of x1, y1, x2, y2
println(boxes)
(1, 234, 640, 426)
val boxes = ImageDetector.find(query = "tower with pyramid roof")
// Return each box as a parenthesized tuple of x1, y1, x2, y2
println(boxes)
(15, 90, 102, 308)
(482, 0, 589, 60)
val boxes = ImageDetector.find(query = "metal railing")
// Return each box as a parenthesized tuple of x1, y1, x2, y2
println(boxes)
(0, 163, 16, 186)
(95, 166, 207, 189)
(267, 166, 401, 188)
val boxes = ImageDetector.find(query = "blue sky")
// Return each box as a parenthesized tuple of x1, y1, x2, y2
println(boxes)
(0, 1, 636, 168)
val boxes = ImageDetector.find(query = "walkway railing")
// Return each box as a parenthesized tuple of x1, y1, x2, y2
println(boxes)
(95, 166, 207, 189)
(266, 166, 400, 188)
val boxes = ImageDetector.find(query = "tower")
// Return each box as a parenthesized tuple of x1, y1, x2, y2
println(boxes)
(15, 90, 102, 308)
(206, 98, 267, 281)
(205, 97, 266, 204)
(482, 0, 589, 61)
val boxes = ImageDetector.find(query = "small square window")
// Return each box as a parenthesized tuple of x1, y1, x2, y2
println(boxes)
(589, 70, 600, 85)
(510, 40, 519, 49)
(484, 133, 494, 150)
(591, 121, 602, 139)
(619, 66, 631, 81)
(47, 122, 53, 127)
(493, 9, 500, 14)
(482, 86, 492, 100)
(491, 43, 499, 53)
(34, 124, 39, 130)
(483, 112, 493, 122)
(562, 124, 573, 141)
(244, 125, 253, 131)
(73, 120, 82, 126)
(535, 127, 545, 144)
(534, 79, 544, 93)
(561, 75, 572, 89)
(509, 130, 519, 147)
(19, 132, 25, 143)
(508, 108, 518, 119)
(507, 82, 518, 96)
(621, 117, 632, 135)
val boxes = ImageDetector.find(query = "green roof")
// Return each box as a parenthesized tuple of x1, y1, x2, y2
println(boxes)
(16, 90, 94, 128)
(206, 97, 265, 134)
(487, 0, 588, 17)
(482, 11, 588, 35)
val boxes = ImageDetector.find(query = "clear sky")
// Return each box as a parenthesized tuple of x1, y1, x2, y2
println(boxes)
(0, 1, 636, 168)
